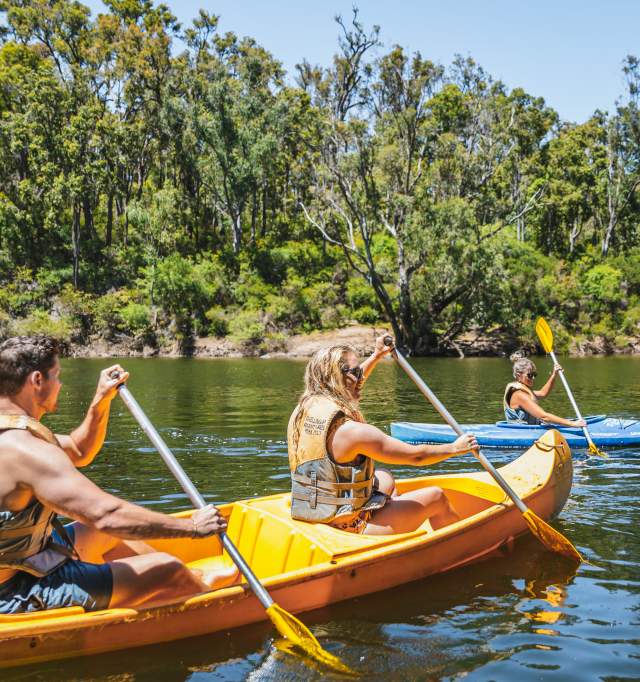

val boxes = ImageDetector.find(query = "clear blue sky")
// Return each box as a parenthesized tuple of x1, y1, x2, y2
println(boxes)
(83, 0, 639, 123)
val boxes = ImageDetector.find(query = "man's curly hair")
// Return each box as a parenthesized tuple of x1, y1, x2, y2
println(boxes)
(0, 336, 60, 396)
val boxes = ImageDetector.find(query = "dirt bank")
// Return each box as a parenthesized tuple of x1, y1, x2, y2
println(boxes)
(67, 325, 640, 359)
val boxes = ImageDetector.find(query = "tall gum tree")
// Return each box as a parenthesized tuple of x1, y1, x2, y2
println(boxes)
(299, 14, 553, 352)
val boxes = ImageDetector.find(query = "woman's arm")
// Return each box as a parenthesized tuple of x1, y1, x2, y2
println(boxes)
(512, 392, 585, 427)
(534, 363, 562, 399)
(360, 335, 392, 383)
(329, 421, 477, 466)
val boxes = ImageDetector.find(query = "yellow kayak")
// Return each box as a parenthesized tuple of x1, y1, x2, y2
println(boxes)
(0, 429, 572, 669)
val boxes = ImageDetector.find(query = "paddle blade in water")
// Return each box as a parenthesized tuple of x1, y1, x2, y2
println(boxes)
(535, 317, 554, 353)
(522, 509, 583, 562)
(265, 603, 355, 676)
(588, 442, 608, 459)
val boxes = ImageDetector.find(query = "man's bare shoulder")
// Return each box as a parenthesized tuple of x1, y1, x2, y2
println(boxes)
(0, 428, 69, 472)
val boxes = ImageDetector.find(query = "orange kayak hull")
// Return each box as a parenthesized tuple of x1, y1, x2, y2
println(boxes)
(0, 430, 573, 668)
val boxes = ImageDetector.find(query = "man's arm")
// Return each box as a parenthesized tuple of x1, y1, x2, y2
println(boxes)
(16, 433, 224, 539)
(57, 365, 129, 468)
(330, 421, 477, 466)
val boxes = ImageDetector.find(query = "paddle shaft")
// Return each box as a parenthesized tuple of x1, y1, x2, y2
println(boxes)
(388, 344, 529, 515)
(547, 349, 597, 449)
(116, 383, 274, 609)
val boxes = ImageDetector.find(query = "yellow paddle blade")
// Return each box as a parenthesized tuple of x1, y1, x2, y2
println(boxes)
(522, 509, 583, 563)
(535, 317, 554, 354)
(588, 442, 609, 459)
(266, 603, 356, 676)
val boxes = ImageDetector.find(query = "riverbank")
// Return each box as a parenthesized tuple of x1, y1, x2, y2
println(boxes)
(67, 325, 640, 358)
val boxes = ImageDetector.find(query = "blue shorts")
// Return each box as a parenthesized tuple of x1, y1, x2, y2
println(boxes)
(0, 525, 113, 614)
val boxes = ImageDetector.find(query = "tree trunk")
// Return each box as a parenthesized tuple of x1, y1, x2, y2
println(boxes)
(396, 237, 414, 348)
(250, 186, 257, 244)
(232, 212, 242, 254)
(83, 195, 94, 239)
(72, 203, 81, 288)
(602, 214, 616, 256)
(106, 193, 114, 247)
(261, 184, 267, 237)
(569, 217, 582, 253)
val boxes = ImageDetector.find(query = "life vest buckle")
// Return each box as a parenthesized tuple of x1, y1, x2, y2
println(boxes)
(310, 470, 318, 509)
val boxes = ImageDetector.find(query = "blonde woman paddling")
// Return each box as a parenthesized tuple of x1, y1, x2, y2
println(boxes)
(287, 335, 478, 536)
(504, 353, 586, 428)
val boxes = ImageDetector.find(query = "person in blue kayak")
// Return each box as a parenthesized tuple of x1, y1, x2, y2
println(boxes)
(504, 352, 586, 428)
(287, 334, 478, 535)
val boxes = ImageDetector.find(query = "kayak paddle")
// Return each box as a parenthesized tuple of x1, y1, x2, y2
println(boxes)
(384, 337, 583, 563)
(535, 317, 607, 458)
(113, 379, 353, 675)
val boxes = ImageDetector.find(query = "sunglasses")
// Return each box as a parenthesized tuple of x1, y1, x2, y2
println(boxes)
(342, 365, 364, 381)
(524, 372, 537, 380)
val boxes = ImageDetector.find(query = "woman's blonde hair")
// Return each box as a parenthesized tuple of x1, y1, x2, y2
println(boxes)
(291, 344, 364, 449)
(510, 351, 537, 380)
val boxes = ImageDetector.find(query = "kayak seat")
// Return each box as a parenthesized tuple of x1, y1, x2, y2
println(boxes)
(222, 500, 333, 579)
(186, 554, 236, 575)
(222, 492, 487, 576)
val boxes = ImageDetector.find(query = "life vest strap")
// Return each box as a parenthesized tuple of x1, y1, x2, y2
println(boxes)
(291, 472, 372, 491)
(0, 414, 59, 445)
(291, 490, 364, 506)
(0, 517, 51, 539)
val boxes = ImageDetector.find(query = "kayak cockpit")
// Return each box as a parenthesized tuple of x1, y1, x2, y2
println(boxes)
(147, 473, 513, 583)
(177, 431, 565, 581)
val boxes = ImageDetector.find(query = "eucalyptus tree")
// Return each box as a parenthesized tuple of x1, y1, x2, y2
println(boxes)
(298, 14, 554, 352)
(191, 29, 286, 254)
(533, 119, 603, 255)
(598, 55, 640, 255)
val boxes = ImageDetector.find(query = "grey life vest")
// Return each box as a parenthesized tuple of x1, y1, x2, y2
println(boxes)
(503, 382, 541, 425)
(287, 396, 387, 523)
(0, 415, 76, 577)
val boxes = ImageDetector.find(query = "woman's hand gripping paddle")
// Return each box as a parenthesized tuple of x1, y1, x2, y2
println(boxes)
(383, 337, 583, 563)
(535, 317, 607, 458)
(112, 376, 355, 676)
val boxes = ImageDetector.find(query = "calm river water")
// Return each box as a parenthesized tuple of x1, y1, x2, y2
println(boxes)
(8, 356, 640, 681)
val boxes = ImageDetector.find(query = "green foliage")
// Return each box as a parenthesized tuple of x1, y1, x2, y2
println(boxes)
(92, 291, 133, 338)
(120, 303, 152, 338)
(11, 310, 74, 342)
(228, 310, 266, 346)
(621, 304, 640, 335)
(580, 264, 624, 311)
(205, 306, 229, 337)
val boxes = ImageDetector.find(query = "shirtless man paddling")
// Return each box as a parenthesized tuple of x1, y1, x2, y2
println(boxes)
(0, 336, 236, 614)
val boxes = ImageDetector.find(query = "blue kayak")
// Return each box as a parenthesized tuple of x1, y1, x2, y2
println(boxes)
(391, 415, 640, 448)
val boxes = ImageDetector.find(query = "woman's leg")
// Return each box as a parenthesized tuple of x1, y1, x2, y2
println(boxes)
(364, 486, 459, 536)
(374, 468, 397, 496)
